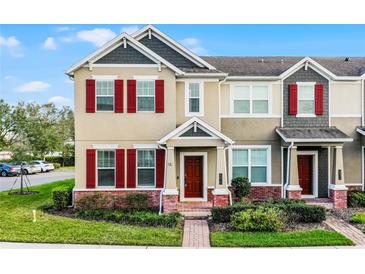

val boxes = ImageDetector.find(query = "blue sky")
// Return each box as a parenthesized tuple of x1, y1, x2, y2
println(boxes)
(1, 24, 365, 108)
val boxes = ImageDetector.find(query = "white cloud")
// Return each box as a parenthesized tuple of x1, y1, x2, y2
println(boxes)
(49, 96, 72, 106)
(4, 75, 15, 80)
(59, 36, 73, 43)
(16, 81, 51, 93)
(43, 37, 57, 50)
(0, 35, 24, 57)
(77, 28, 116, 47)
(179, 37, 207, 55)
(56, 26, 70, 32)
(121, 25, 139, 34)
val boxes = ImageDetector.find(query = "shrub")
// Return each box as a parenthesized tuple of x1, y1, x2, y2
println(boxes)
(211, 203, 256, 223)
(348, 191, 365, 207)
(231, 207, 283, 232)
(45, 155, 75, 167)
(75, 193, 113, 209)
(75, 209, 182, 228)
(123, 193, 150, 209)
(52, 185, 73, 210)
(53, 163, 61, 169)
(231, 177, 251, 200)
(351, 212, 365, 224)
(282, 204, 326, 223)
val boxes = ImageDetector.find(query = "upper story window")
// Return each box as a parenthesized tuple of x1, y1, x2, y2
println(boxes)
(231, 146, 271, 184)
(137, 80, 155, 112)
(97, 150, 115, 187)
(185, 81, 204, 117)
(297, 82, 315, 116)
(231, 84, 270, 115)
(137, 149, 155, 187)
(96, 80, 114, 111)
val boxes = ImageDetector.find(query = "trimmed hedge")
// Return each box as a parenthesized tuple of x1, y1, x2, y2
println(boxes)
(211, 199, 325, 224)
(348, 191, 365, 207)
(45, 155, 74, 167)
(52, 185, 73, 210)
(75, 209, 182, 228)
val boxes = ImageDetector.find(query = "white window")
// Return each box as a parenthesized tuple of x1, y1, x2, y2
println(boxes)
(96, 80, 114, 111)
(137, 80, 155, 112)
(297, 82, 315, 116)
(231, 84, 270, 115)
(185, 81, 204, 116)
(137, 149, 155, 187)
(97, 150, 115, 187)
(231, 146, 271, 184)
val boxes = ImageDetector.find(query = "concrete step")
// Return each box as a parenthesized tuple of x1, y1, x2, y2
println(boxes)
(181, 211, 211, 220)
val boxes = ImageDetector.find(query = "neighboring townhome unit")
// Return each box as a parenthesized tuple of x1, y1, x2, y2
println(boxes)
(66, 25, 365, 212)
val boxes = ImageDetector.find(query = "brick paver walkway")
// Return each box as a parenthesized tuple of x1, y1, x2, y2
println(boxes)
(182, 219, 210, 248)
(325, 215, 365, 246)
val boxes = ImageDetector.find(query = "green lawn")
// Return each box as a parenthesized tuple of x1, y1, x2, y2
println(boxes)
(210, 230, 353, 247)
(351, 212, 365, 224)
(0, 179, 182, 246)
(58, 166, 75, 171)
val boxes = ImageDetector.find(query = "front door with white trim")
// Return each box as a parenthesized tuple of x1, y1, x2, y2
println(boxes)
(184, 156, 203, 198)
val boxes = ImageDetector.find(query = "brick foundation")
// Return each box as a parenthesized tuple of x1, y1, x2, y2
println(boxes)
(287, 190, 301, 199)
(229, 186, 282, 202)
(162, 194, 179, 213)
(347, 185, 363, 192)
(74, 190, 161, 208)
(212, 194, 230, 207)
(329, 189, 348, 209)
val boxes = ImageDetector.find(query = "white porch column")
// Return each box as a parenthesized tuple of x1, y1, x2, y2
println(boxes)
(330, 146, 348, 208)
(164, 146, 178, 194)
(287, 145, 302, 199)
(215, 146, 227, 190)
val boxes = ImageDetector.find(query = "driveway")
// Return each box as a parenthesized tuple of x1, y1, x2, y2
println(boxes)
(0, 170, 74, 191)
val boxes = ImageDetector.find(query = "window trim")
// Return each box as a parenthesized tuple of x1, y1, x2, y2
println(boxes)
(230, 83, 272, 116)
(96, 149, 116, 188)
(136, 149, 156, 188)
(136, 79, 156, 113)
(185, 81, 204, 117)
(95, 79, 115, 113)
(296, 82, 317, 117)
(229, 145, 272, 185)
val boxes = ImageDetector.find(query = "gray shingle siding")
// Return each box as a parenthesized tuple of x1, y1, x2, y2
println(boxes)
(140, 35, 199, 68)
(95, 45, 155, 64)
(283, 67, 329, 128)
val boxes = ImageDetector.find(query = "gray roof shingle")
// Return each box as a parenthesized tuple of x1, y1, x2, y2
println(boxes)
(200, 56, 365, 77)
(276, 127, 352, 142)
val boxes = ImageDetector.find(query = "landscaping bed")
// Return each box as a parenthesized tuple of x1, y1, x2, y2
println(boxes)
(330, 208, 365, 233)
(0, 179, 182, 246)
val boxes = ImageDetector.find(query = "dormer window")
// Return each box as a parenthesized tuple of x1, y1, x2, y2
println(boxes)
(297, 82, 315, 117)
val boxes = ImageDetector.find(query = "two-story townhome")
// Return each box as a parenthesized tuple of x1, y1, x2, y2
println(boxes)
(66, 25, 365, 212)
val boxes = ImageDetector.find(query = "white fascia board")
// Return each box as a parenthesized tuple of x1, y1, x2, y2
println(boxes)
(133, 144, 159, 149)
(179, 73, 228, 78)
(227, 76, 280, 81)
(275, 129, 353, 143)
(356, 128, 365, 136)
(158, 116, 234, 145)
(133, 25, 216, 70)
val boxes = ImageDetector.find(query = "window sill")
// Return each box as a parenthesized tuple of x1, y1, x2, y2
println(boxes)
(296, 114, 316, 118)
(185, 113, 204, 117)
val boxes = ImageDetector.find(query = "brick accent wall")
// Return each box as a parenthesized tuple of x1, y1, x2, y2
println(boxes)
(287, 190, 301, 199)
(329, 189, 348, 208)
(283, 67, 329, 128)
(229, 186, 282, 201)
(212, 195, 230, 207)
(347, 185, 363, 191)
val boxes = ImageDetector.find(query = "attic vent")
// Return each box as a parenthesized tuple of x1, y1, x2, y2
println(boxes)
(345, 57, 350, 62)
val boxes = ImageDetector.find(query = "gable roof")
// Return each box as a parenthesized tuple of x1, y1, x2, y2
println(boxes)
(65, 32, 184, 76)
(202, 56, 365, 78)
(158, 117, 234, 145)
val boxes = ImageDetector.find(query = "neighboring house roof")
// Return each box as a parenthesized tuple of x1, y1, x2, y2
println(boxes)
(276, 127, 353, 143)
(158, 117, 234, 145)
(202, 56, 365, 77)
(356, 127, 365, 136)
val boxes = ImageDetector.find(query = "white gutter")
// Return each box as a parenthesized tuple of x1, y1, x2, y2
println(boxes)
(218, 76, 228, 130)
(158, 144, 168, 215)
(283, 142, 294, 198)
(223, 145, 233, 205)
(275, 128, 353, 143)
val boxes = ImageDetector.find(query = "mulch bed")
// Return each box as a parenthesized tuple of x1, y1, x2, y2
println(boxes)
(208, 220, 331, 232)
(330, 208, 365, 233)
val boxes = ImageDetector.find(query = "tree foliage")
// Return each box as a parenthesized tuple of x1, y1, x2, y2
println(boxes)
(0, 100, 74, 160)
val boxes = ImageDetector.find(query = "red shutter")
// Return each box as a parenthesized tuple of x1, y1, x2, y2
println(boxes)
(114, 80, 124, 113)
(116, 149, 125, 188)
(288, 84, 298, 115)
(86, 79, 95, 113)
(156, 149, 165, 188)
(315, 84, 324, 115)
(127, 80, 136, 113)
(127, 149, 136, 188)
(86, 149, 96, 189)
(155, 80, 164, 113)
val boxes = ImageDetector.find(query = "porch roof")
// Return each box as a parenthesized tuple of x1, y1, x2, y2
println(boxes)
(356, 127, 365, 136)
(276, 127, 353, 143)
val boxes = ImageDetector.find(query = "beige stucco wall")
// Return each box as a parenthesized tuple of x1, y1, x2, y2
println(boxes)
(331, 117, 362, 185)
(330, 82, 362, 116)
(220, 81, 281, 116)
(176, 81, 220, 129)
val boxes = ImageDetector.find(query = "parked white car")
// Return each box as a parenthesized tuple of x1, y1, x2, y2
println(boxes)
(8, 161, 42, 175)
(32, 160, 55, 172)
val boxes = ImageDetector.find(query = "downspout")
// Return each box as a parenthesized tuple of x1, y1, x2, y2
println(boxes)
(218, 76, 228, 130)
(158, 144, 168, 215)
(283, 142, 294, 198)
(223, 145, 233, 205)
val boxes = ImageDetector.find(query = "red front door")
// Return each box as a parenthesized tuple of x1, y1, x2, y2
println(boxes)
(298, 155, 313, 195)
(184, 156, 203, 198)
